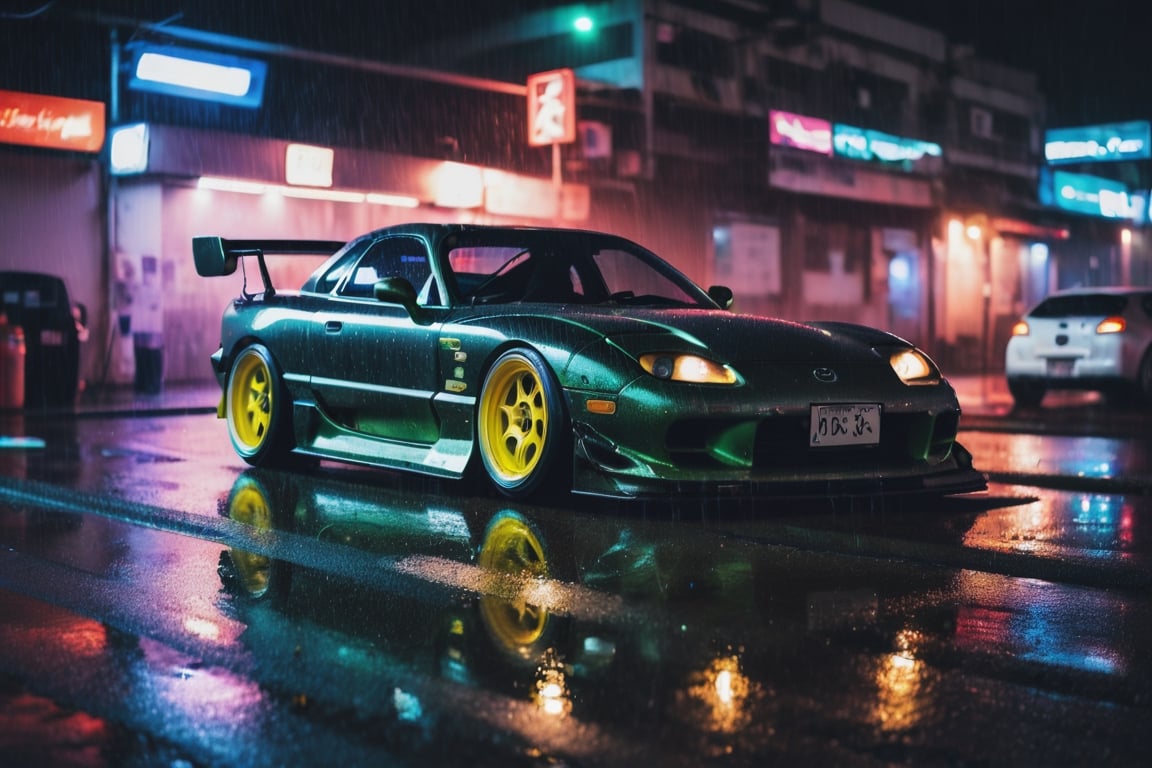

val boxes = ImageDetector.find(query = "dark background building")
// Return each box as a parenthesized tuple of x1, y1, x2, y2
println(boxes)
(2, 0, 1148, 393)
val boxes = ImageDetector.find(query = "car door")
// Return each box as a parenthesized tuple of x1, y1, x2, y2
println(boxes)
(309, 235, 444, 444)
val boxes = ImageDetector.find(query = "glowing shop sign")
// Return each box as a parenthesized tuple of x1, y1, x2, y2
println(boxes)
(1044, 121, 1150, 164)
(832, 124, 941, 168)
(0, 88, 105, 152)
(127, 43, 268, 108)
(769, 110, 832, 155)
(285, 143, 334, 187)
(527, 68, 576, 146)
(109, 123, 149, 174)
(1046, 169, 1141, 220)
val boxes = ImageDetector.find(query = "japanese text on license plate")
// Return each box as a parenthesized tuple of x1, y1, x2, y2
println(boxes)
(810, 403, 880, 447)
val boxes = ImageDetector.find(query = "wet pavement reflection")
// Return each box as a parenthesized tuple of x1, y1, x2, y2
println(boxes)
(964, 488, 1146, 561)
(204, 468, 1152, 765)
(3, 407, 1152, 764)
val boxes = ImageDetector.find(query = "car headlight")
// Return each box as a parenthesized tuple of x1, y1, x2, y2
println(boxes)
(639, 353, 739, 384)
(889, 348, 940, 386)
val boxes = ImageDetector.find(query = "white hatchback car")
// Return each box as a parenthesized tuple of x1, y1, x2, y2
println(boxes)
(1005, 287, 1152, 407)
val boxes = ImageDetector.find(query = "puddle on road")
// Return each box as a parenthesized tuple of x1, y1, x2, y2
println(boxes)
(963, 484, 1150, 562)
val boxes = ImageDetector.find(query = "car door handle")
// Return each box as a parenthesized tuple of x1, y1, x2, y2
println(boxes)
(324, 320, 343, 333)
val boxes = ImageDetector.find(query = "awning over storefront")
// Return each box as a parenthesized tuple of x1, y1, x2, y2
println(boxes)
(119, 123, 589, 222)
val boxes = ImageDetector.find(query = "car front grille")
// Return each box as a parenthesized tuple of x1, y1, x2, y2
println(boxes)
(665, 409, 960, 469)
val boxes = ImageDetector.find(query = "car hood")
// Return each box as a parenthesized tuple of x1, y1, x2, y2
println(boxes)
(617, 309, 891, 362)
(471, 305, 895, 365)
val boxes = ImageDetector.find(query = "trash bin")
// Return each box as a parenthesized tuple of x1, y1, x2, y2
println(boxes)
(0, 313, 25, 409)
(0, 271, 84, 409)
(133, 331, 164, 394)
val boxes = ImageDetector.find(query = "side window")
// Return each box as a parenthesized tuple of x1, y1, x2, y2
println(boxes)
(314, 240, 369, 294)
(337, 236, 435, 302)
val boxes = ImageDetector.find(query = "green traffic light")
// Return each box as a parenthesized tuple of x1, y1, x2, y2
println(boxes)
(573, 15, 594, 33)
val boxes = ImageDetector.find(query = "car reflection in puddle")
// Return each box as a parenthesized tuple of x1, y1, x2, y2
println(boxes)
(214, 469, 805, 755)
(211, 469, 1140, 764)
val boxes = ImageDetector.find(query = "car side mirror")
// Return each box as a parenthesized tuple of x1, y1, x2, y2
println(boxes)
(374, 277, 431, 324)
(708, 285, 734, 310)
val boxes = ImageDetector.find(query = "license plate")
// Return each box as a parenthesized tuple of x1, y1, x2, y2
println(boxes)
(810, 403, 880, 447)
(1046, 358, 1075, 377)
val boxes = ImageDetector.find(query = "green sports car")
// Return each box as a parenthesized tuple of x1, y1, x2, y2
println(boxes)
(194, 223, 985, 501)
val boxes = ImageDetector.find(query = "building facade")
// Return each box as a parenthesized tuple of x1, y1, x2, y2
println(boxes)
(415, 0, 1149, 366)
(1, 0, 1146, 393)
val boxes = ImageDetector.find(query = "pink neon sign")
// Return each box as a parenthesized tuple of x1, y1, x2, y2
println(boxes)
(769, 110, 832, 155)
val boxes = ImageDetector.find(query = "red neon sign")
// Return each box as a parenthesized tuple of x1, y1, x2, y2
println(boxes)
(769, 110, 832, 155)
(0, 89, 105, 153)
(527, 69, 576, 147)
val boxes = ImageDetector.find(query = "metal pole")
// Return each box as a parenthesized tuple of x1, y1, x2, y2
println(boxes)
(552, 142, 562, 218)
(981, 237, 991, 403)
(98, 27, 120, 388)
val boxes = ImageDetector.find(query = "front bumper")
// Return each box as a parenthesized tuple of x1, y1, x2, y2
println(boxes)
(570, 418, 987, 500)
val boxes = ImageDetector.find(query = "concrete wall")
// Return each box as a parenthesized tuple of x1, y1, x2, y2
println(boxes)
(0, 150, 106, 390)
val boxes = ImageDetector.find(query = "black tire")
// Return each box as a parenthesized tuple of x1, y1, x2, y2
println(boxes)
(1007, 377, 1045, 408)
(225, 344, 295, 467)
(476, 348, 570, 500)
(1136, 347, 1152, 406)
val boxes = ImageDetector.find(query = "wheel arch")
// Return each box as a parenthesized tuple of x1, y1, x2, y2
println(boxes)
(473, 343, 574, 499)
(223, 333, 310, 398)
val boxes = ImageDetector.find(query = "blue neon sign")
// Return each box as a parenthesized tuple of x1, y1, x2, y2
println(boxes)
(1044, 121, 1151, 164)
(832, 124, 942, 172)
(126, 43, 268, 108)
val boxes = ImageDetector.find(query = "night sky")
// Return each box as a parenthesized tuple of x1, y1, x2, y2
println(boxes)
(856, 0, 1152, 126)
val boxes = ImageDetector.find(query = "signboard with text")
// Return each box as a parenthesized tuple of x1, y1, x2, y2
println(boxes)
(527, 68, 576, 146)
(1044, 120, 1150, 164)
(1041, 168, 1146, 222)
(0, 89, 105, 153)
(285, 143, 334, 187)
(832, 123, 942, 173)
(769, 110, 832, 155)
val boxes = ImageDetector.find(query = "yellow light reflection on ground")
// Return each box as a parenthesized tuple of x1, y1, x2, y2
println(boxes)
(873, 628, 932, 733)
(532, 650, 571, 717)
(682, 654, 753, 735)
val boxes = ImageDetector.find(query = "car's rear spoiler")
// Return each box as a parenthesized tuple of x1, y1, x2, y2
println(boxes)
(193, 236, 344, 298)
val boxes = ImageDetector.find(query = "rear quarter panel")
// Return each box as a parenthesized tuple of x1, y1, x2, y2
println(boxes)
(219, 293, 317, 392)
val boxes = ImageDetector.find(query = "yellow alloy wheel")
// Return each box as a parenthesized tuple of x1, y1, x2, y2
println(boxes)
(478, 351, 553, 491)
(478, 513, 551, 653)
(229, 348, 274, 454)
(225, 476, 274, 598)
(226, 344, 291, 466)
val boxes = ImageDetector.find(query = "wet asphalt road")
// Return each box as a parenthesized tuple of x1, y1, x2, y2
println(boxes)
(1, 403, 1151, 767)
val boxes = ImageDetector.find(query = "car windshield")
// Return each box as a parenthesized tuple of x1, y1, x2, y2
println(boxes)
(1029, 294, 1128, 318)
(445, 234, 709, 307)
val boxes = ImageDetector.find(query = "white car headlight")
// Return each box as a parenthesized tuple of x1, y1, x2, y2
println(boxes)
(889, 348, 940, 386)
(639, 353, 739, 384)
